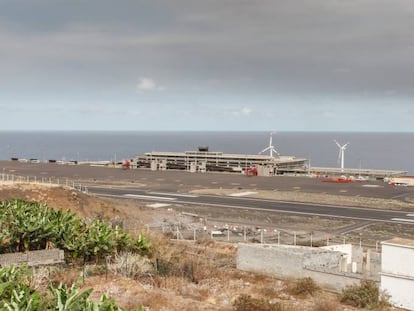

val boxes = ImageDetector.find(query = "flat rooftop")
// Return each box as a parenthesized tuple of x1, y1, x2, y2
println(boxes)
(311, 166, 407, 177)
(142, 150, 306, 163)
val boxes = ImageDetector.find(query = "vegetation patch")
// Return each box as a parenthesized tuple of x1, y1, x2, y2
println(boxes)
(0, 199, 151, 263)
(287, 277, 319, 297)
(0, 265, 141, 310)
(232, 294, 284, 311)
(339, 279, 390, 309)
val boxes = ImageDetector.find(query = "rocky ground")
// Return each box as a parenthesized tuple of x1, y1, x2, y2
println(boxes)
(0, 181, 408, 310)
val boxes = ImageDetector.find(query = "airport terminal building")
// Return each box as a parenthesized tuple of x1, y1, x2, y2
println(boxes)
(134, 147, 308, 176)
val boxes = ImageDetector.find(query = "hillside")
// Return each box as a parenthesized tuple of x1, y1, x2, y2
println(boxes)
(0, 183, 397, 310)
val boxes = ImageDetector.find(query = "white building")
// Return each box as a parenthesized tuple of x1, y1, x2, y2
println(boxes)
(381, 238, 414, 310)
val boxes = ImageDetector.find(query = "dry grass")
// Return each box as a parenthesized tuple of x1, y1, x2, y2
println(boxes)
(49, 267, 82, 287)
(310, 295, 341, 311)
(286, 277, 320, 297)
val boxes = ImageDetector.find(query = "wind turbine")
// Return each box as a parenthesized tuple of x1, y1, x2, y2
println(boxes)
(334, 140, 349, 172)
(259, 132, 280, 158)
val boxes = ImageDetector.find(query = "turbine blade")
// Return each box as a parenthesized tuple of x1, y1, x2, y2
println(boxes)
(260, 146, 271, 154)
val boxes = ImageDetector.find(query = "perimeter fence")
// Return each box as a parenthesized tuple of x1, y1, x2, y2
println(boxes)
(0, 172, 89, 193)
(0, 172, 383, 251)
(123, 218, 383, 252)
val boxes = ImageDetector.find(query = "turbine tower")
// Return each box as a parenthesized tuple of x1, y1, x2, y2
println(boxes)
(259, 132, 280, 158)
(334, 140, 350, 172)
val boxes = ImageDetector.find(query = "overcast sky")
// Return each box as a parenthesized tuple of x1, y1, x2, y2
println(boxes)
(1, 0, 414, 131)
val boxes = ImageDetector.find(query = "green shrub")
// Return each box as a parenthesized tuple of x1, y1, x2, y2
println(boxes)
(0, 199, 151, 262)
(288, 277, 319, 296)
(0, 265, 142, 310)
(339, 279, 390, 309)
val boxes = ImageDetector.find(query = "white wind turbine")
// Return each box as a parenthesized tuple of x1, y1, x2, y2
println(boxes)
(334, 140, 350, 172)
(259, 132, 280, 158)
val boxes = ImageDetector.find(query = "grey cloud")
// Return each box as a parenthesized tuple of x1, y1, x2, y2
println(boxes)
(1, 0, 414, 131)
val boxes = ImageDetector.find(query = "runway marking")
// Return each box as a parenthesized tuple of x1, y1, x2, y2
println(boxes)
(391, 218, 414, 223)
(211, 181, 219, 184)
(146, 203, 171, 208)
(392, 192, 414, 199)
(170, 199, 398, 223)
(406, 214, 414, 217)
(229, 191, 258, 197)
(230, 183, 240, 185)
(93, 192, 407, 224)
(339, 190, 348, 193)
(362, 185, 382, 188)
(156, 178, 165, 181)
(123, 194, 176, 201)
(148, 191, 199, 198)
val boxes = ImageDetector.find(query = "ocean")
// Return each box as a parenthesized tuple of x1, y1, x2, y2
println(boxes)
(0, 131, 413, 174)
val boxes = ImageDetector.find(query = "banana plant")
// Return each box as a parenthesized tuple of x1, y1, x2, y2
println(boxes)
(0, 200, 151, 263)
(49, 283, 92, 311)
(2, 288, 44, 311)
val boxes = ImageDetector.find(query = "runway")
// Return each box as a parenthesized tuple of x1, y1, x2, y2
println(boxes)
(87, 186, 414, 225)
(2, 161, 414, 225)
(2, 161, 414, 200)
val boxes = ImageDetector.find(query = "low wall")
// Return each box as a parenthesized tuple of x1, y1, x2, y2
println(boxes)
(0, 249, 64, 267)
(237, 243, 379, 291)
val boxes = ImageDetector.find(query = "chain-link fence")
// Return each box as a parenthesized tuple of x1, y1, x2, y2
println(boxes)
(0, 173, 88, 193)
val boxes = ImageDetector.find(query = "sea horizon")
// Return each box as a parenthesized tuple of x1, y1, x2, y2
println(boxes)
(1, 131, 413, 174)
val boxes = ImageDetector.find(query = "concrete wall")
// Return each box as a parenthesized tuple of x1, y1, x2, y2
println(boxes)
(0, 249, 64, 267)
(382, 243, 414, 277)
(381, 239, 414, 310)
(381, 274, 414, 310)
(322, 244, 353, 264)
(237, 243, 379, 291)
(237, 244, 306, 278)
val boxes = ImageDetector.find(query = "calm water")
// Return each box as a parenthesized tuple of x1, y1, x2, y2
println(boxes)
(0, 131, 413, 174)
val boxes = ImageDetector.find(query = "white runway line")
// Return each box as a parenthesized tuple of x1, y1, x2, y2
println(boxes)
(123, 194, 176, 201)
(148, 191, 199, 198)
(391, 218, 414, 223)
(146, 203, 171, 208)
(229, 191, 258, 197)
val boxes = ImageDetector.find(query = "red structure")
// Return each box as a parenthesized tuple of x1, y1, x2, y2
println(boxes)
(244, 167, 258, 176)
